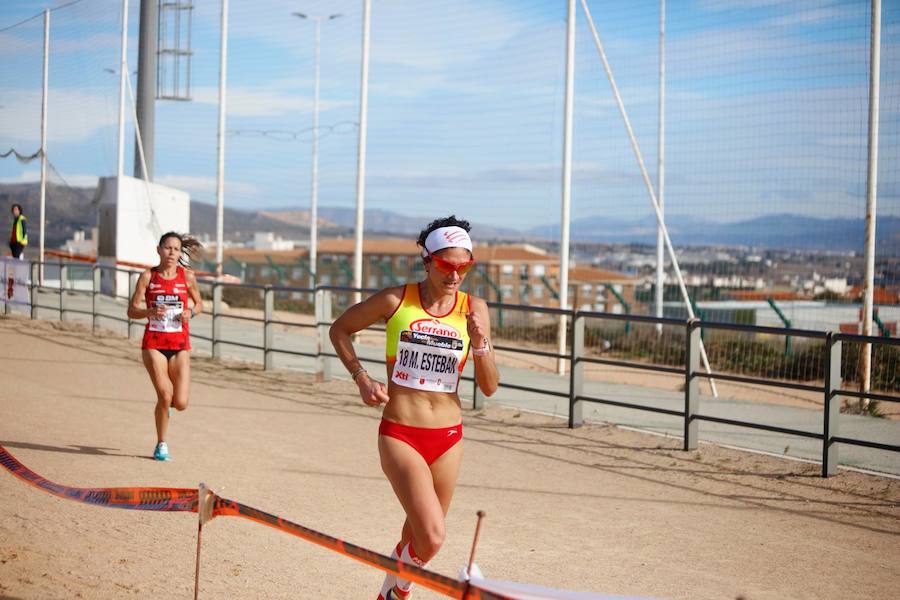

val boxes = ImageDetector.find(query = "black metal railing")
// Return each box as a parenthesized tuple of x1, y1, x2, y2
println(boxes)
(3, 259, 897, 478)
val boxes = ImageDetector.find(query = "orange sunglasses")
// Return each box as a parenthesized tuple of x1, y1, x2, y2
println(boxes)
(426, 251, 476, 276)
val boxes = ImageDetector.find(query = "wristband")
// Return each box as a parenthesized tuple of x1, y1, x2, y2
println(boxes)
(472, 339, 491, 357)
(350, 367, 367, 382)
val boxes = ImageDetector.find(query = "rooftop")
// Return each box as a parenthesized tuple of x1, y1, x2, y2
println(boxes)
(213, 239, 560, 264)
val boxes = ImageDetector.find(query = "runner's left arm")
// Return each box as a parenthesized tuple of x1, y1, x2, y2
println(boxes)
(183, 269, 203, 322)
(467, 296, 499, 396)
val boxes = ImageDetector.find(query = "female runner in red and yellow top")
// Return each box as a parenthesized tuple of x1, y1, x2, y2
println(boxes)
(128, 232, 203, 461)
(330, 216, 499, 600)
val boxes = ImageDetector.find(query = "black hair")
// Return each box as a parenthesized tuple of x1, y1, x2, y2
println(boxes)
(158, 231, 203, 267)
(11, 203, 23, 213)
(416, 215, 472, 256)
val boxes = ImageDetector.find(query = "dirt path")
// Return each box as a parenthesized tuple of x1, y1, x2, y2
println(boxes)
(0, 315, 898, 599)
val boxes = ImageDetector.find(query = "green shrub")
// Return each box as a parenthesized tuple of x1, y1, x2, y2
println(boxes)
(492, 320, 899, 392)
(222, 286, 263, 309)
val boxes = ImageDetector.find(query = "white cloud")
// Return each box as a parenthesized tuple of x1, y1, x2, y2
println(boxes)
(207, 0, 541, 101)
(154, 174, 262, 199)
(0, 170, 39, 183)
(0, 88, 118, 144)
(767, 7, 856, 28)
(0, 27, 132, 59)
(0, 170, 262, 203)
(694, 0, 820, 12)
(0, 31, 42, 58)
(367, 1, 530, 71)
(0, 169, 98, 188)
(53, 32, 124, 53)
(369, 74, 497, 99)
(191, 85, 354, 118)
(367, 162, 631, 189)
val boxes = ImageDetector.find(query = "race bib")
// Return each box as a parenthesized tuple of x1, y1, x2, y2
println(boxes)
(392, 330, 465, 393)
(148, 295, 184, 333)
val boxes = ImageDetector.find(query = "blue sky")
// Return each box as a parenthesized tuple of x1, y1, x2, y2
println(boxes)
(0, 0, 898, 235)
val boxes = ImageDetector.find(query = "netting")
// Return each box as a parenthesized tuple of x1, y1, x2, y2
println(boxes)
(1, 0, 897, 401)
(575, 0, 898, 333)
(0, 10, 44, 176)
(878, 4, 900, 334)
(0, 0, 136, 251)
(2, 1, 896, 302)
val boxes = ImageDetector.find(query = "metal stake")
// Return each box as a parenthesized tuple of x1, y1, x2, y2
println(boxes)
(462, 510, 486, 599)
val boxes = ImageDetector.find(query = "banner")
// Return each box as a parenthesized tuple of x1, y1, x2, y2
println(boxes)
(0, 443, 631, 599)
(1, 257, 31, 315)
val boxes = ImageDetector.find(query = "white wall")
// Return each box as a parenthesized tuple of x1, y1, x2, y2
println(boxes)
(96, 175, 190, 295)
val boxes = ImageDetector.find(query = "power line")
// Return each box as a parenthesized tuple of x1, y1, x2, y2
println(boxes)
(0, 148, 42, 163)
(227, 121, 359, 143)
(49, 0, 90, 13)
(0, 151, 94, 203)
(0, 12, 42, 34)
(0, 0, 89, 34)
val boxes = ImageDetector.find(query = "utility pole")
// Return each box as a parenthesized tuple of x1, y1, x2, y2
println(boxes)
(860, 0, 882, 411)
(134, 0, 157, 180)
(655, 0, 666, 334)
(215, 0, 229, 276)
(39, 9, 49, 283)
(557, 0, 576, 375)
(294, 11, 342, 288)
(354, 0, 371, 304)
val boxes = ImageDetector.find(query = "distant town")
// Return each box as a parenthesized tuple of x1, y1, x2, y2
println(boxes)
(3, 182, 897, 334)
(57, 227, 900, 335)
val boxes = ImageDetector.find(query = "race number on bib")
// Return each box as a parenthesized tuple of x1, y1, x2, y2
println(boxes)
(148, 295, 184, 333)
(392, 330, 464, 393)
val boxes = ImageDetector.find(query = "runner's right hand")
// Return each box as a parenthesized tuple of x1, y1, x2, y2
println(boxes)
(357, 374, 390, 407)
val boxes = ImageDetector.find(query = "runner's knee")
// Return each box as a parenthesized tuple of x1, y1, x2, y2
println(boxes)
(414, 520, 445, 560)
(156, 390, 173, 406)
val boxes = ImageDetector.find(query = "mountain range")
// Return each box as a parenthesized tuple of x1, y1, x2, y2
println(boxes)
(528, 213, 900, 254)
(0, 182, 896, 254)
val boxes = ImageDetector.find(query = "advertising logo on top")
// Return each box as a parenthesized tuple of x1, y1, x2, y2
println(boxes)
(409, 318, 461, 339)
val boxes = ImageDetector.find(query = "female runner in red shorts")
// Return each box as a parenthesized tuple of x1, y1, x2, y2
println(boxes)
(330, 216, 499, 599)
(127, 232, 203, 461)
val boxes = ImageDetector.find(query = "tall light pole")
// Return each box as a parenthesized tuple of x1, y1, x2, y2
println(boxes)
(655, 0, 666, 335)
(293, 11, 341, 289)
(557, 0, 576, 376)
(39, 9, 49, 283)
(216, 0, 229, 277)
(354, 0, 371, 305)
(860, 0, 882, 410)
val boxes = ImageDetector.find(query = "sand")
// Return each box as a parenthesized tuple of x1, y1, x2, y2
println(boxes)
(0, 315, 898, 599)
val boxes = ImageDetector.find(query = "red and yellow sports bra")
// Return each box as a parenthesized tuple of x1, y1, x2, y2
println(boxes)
(386, 283, 471, 393)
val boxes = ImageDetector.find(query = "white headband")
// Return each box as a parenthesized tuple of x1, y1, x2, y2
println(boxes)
(421, 226, 473, 258)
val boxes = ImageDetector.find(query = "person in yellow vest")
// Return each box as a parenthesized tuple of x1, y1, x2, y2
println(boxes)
(330, 216, 499, 600)
(9, 204, 28, 259)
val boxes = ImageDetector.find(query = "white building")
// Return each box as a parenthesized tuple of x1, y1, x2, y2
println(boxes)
(252, 232, 295, 251)
(664, 299, 899, 332)
(61, 228, 98, 256)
